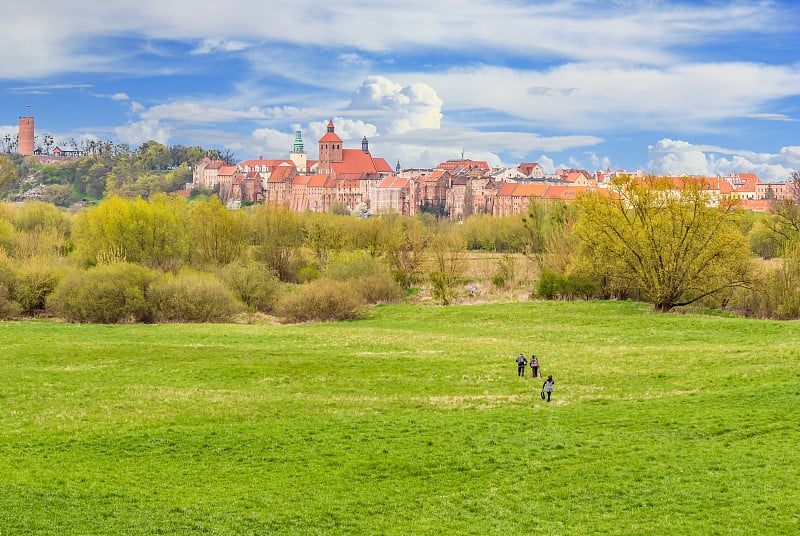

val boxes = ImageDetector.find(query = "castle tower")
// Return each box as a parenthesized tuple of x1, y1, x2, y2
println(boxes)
(18, 116, 34, 156)
(290, 129, 307, 173)
(362, 136, 369, 154)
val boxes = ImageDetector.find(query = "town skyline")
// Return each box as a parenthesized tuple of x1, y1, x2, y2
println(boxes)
(1, 1, 798, 181)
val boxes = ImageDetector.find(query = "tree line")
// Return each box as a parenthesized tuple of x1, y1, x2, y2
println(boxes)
(0, 140, 235, 205)
(0, 171, 797, 323)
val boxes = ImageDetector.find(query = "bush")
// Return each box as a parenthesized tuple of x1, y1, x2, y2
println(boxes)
(0, 285, 21, 319)
(536, 269, 600, 300)
(221, 261, 283, 313)
(47, 263, 157, 323)
(325, 251, 388, 281)
(15, 260, 63, 316)
(275, 279, 365, 323)
(491, 254, 516, 289)
(351, 273, 403, 304)
(731, 246, 800, 319)
(148, 270, 243, 323)
(536, 269, 562, 299)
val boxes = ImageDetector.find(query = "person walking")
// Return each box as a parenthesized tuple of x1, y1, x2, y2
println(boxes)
(530, 355, 540, 378)
(515, 353, 527, 377)
(541, 374, 555, 402)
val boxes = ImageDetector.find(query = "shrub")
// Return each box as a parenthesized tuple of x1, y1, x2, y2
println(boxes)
(491, 254, 516, 289)
(148, 270, 243, 323)
(536, 269, 562, 299)
(351, 273, 403, 304)
(15, 259, 63, 316)
(275, 279, 365, 323)
(0, 285, 21, 319)
(47, 263, 157, 323)
(325, 251, 388, 281)
(536, 269, 600, 300)
(731, 246, 800, 319)
(221, 261, 283, 314)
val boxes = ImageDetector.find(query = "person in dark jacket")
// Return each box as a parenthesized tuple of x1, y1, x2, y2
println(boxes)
(515, 354, 527, 377)
(542, 375, 555, 401)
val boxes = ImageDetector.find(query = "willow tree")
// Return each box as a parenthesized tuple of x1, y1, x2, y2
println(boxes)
(72, 194, 190, 272)
(575, 175, 753, 311)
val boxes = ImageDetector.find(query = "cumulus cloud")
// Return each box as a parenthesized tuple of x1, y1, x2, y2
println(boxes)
(248, 128, 295, 158)
(306, 117, 378, 142)
(537, 155, 556, 174)
(348, 76, 443, 134)
(648, 139, 799, 181)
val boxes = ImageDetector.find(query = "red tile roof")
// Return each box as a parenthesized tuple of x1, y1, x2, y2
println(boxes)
(497, 182, 518, 196)
(329, 149, 392, 175)
(378, 175, 409, 189)
(267, 166, 295, 183)
(514, 184, 548, 198)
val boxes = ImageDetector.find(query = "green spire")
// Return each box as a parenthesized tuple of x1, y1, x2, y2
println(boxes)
(292, 129, 304, 153)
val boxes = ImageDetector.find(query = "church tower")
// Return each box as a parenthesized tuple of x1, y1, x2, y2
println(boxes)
(289, 129, 307, 173)
(318, 120, 343, 175)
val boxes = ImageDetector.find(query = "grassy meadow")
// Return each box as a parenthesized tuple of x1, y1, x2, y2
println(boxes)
(0, 301, 798, 535)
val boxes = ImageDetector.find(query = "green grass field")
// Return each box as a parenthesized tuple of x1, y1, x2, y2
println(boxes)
(0, 301, 798, 535)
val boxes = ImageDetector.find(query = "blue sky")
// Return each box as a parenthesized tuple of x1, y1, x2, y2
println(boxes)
(1, 0, 798, 180)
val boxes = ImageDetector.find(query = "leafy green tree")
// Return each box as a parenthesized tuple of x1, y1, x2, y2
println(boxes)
(0, 155, 18, 191)
(521, 199, 576, 266)
(382, 216, 428, 288)
(137, 140, 171, 170)
(304, 213, 346, 270)
(72, 194, 189, 271)
(249, 206, 306, 282)
(575, 175, 753, 311)
(427, 232, 466, 305)
(189, 196, 249, 266)
(41, 184, 76, 207)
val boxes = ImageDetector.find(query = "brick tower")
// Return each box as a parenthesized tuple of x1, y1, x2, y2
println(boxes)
(18, 116, 34, 155)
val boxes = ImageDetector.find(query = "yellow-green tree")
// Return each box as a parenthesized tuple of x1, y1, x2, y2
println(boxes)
(189, 196, 248, 266)
(249, 206, 306, 282)
(72, 194, 190, 271)
(427, 231, 465, 305)
(575, 175, 753, 311)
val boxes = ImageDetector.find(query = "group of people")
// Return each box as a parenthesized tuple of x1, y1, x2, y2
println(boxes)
(515, 353, 555, 402)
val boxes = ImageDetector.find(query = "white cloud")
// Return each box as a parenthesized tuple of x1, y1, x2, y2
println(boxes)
(247, 128, 295, 158)
(0, 1, 791, 79)
(191, 39, 252, 55)
(414, 62, 800, 132)
(537, 155, 555, 174)
(348, 76, 443, 134)
(141, 102, 270, 124)
(306, 118, 378, 142)
(115, 120, 171, 145)
(647, 139, 799, 181)
(585, 152, 612, 171)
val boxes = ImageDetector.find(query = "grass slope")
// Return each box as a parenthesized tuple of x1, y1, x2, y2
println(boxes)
(0, 301, 798, 535)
